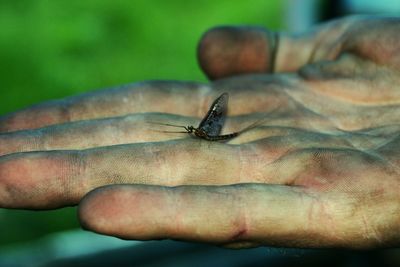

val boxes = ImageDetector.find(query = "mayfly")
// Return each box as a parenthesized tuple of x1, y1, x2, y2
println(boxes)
(153, 93, 255, 141)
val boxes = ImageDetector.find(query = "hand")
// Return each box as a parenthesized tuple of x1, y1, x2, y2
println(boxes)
(1, 16, 399, 249)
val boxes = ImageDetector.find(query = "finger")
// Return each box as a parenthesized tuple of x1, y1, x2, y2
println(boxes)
(197, 26, 276, 80)
(78, 184, 368, 248)
(0, 129, 377, 210)
(0, 113, 197, 156)
(0, 81, 209, 133)
(0, 140, 243, 209)
(0, 112, 258, 156)
(277, 16, 400, 74)
(0, 151, 84, 209)
(338, 17, 400, 70)
(0, 107, 345, 157)
(2, 132, 316, 209)
(0, 76, 294, 133)
(197, 17, 357, 79)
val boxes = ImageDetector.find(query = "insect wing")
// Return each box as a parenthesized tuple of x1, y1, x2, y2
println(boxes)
(198, 93, 228, 136)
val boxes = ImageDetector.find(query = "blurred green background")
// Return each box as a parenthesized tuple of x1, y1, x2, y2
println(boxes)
(0, 1, 283, 247)
(0, 0, 284, 115)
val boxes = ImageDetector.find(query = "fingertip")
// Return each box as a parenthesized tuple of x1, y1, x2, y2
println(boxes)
(0, 112, 31, 133)
(0, 104, 65, 133)
(197, 26, 276, 80)
(78, 185, 103, 231)
(78, 185, 130, 233)
(78, 185, 167, 239)
(0, 150, 86, 209)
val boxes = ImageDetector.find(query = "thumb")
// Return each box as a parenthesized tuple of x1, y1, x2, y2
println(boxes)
(197, 26, 276, 80)
(197, 18, 355, 80)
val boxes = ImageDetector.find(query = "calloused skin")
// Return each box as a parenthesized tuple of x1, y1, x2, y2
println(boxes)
(0, 16, 400, 249)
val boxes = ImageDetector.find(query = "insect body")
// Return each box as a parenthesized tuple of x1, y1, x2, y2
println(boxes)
(183, 125, 239, 141)
(154, 93, 252, 141)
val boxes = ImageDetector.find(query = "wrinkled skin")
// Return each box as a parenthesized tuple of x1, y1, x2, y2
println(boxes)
(0, 16, 399, 249)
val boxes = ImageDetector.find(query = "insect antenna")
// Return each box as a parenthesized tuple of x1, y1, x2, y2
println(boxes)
(147, 121, 187, 129)
(146, 122, 190, 134)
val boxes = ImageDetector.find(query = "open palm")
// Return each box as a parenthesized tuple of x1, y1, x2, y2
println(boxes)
(1, 16, 399, 249)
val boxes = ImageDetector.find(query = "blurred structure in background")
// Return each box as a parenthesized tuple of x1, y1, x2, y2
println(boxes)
(284, 0, 320, 33)
(343, 0, 400, 14)
(284, 0, 400, 34)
